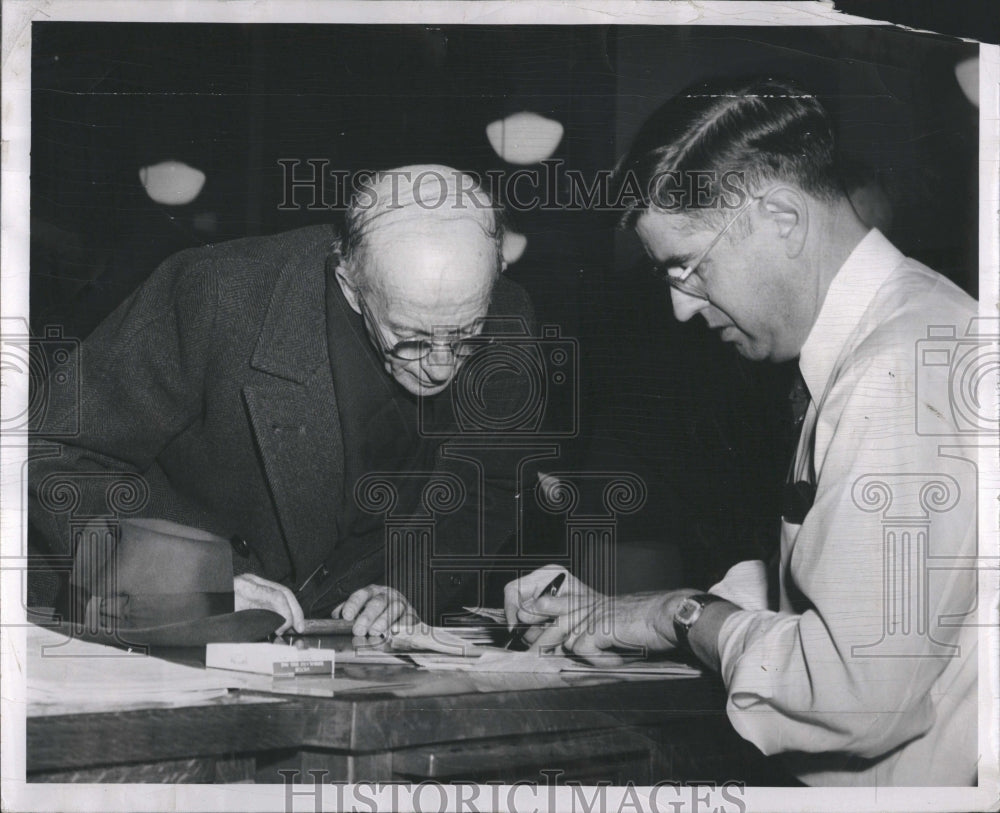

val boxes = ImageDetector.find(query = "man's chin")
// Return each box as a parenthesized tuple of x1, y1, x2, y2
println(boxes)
(729, 335, 768, 362)
(733, 338, 793, 364)
(396, 377, 452, 398)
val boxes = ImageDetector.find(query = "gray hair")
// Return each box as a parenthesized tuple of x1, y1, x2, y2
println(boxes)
(338, 165, 506, 294)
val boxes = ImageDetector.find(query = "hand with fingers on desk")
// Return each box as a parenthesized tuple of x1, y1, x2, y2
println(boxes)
(503, 566, 737, 669)
(234, 574, 307, 636)
(332, 584, 419, 638)
(236, 575, 417, 640)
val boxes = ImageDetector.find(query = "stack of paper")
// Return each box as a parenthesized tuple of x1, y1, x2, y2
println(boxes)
(26, 624, 249, 716)
(411, 650, 567, 673)
(406, 606, 706, 676)
(389, 623, 495, 654)
(278, 612, 704, 677)
(409, 649, 701, 676)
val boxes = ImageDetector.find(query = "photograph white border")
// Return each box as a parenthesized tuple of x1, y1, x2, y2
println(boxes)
(3, 2, 997, 811)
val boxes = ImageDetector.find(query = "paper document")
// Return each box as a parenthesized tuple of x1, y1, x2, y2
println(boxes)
(461, 606, 507, 623)
(410, 649, 701, 676)
(26, 624, 250, 716)
(438, 607, 703, 676)
(389, 623, 493, 654)
(282, 614, 703, 676)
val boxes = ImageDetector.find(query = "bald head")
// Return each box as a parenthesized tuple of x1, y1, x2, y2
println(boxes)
(334, 165, 507, 396)
(339, 164, 504, 299)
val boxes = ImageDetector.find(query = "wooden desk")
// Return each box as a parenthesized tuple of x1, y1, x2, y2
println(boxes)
(28, 659, 767, 784)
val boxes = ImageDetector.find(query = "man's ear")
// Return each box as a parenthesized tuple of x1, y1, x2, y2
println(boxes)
(761, 187, 808, 258)
(334, 264, 362, 314)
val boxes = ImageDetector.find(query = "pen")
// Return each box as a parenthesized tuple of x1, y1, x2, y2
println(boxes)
(541, 571, 566, 598)
(295, 562, 331, 602)
(504, 571, 567, 650)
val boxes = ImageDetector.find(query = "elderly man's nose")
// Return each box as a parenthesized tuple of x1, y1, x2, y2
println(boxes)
(422, 347, 457, 381)
(669, 287, 710, 322)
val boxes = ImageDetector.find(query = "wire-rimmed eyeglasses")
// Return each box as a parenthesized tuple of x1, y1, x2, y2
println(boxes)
(357, 294, 486, 363)
(651, 195, 760, 300)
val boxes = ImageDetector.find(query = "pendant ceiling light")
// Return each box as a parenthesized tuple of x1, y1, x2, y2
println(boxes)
(138, 160, 206, 205)
(486, 112, 564, 165)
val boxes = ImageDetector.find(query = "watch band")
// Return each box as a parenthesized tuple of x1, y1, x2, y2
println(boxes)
(672, 593, 725, 651)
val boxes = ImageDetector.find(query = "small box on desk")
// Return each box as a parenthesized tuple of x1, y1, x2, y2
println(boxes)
(206, 643, 334, 677)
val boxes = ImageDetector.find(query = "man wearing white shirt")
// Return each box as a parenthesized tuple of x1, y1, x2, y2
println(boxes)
(504, 77, 980, 786)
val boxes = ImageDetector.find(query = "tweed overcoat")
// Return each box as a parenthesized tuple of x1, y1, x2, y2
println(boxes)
(28, 224, 534, 618)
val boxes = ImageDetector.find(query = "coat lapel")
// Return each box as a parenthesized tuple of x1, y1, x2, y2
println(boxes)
(243, 233, 346, 586)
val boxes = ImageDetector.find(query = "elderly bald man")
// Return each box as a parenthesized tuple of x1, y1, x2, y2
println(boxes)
(29, 165, 534, 636)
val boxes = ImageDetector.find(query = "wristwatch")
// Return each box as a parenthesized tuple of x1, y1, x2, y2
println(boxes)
(672, 593, 724, 650)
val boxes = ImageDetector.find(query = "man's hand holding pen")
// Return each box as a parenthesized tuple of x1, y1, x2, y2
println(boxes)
(503, 566, 602, 653)
(503, 565, 702, 665)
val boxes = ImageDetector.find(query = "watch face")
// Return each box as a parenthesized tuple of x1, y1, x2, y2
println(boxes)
(676, 597, 702, 626)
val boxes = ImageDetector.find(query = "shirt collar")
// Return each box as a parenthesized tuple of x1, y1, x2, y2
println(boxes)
(798, 229, 902, 402)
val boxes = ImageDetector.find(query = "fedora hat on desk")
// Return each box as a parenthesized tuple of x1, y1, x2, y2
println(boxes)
(61, 518, 284, 647)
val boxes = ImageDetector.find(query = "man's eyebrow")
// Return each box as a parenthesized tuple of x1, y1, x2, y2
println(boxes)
(388, 320, 481, 338)
(384, 320, 415, 335)
(655, 254, 693, 270)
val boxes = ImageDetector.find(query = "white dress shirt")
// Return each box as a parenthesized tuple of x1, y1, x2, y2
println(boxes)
(712, 230, 980, 786)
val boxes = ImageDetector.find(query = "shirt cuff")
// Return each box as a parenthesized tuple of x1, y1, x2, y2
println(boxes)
(708, 559, 768, 611)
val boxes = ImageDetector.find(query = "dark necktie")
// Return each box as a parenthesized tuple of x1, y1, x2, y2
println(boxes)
(781, 368, 816, 525)
(789, 371, 809, 436)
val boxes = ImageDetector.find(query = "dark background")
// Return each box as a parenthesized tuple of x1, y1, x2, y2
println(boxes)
(30, 23, 980, 590)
